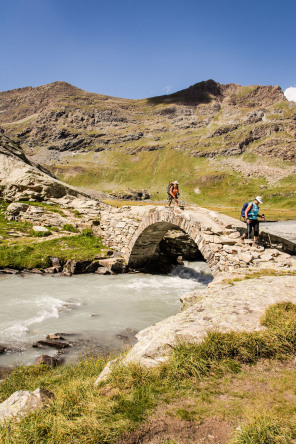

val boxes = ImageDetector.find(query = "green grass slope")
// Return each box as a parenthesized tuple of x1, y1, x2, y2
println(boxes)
(55, 147, 296, 214)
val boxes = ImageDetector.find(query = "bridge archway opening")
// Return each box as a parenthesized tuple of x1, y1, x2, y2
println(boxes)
(128, 221, 206, 273)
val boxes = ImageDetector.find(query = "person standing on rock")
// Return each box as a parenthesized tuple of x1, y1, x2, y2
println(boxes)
(168, 181, 179, 207)
(240, 196, 265, 246)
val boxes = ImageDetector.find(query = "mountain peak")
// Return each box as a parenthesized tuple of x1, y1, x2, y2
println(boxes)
(148, 79, 285, 107)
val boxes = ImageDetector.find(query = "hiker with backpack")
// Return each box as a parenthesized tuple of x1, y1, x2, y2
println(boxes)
(240, 196, 265, 246)
(167, 181, 179, 207)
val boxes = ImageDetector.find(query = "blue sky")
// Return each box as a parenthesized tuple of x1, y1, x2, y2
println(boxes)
(1, 0, 296, 99)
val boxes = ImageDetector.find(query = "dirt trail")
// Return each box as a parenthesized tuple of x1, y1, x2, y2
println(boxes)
(2, 113, 40, 125)
(119, 412, 232, 444)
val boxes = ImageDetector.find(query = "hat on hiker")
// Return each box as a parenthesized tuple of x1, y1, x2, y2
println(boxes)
(255, 196, 263, 204)
(173, 181, 179, 184)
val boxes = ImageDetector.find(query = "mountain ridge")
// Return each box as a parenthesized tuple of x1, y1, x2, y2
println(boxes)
(0, 79, 295, 208)
(0, 79, 287, 123)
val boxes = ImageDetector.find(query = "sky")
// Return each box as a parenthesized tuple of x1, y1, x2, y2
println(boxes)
(1, 0, 296, 100)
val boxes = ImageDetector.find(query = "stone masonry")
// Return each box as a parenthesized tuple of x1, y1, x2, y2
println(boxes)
(99, 205, 294, 275)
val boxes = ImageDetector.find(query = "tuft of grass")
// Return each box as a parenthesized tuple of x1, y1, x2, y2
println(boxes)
(62, 224, 79, 232)
(175, 408, 196, 421)
(232, 413, 293, 443)
(47, 226, 60, 232)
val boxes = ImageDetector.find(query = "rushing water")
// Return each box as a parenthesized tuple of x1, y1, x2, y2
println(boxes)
(0, 261, 212, 367)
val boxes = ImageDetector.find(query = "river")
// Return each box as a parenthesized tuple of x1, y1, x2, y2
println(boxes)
(0, 261, 212, 368)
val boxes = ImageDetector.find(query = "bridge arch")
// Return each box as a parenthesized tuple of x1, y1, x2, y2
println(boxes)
(126, 208, 214, 272)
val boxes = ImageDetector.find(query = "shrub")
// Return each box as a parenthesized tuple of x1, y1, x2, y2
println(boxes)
(29, 229, 51, 237)
(62, 224, 79, 232)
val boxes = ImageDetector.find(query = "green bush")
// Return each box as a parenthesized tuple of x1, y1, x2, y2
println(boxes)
(82, 228, 93, 236)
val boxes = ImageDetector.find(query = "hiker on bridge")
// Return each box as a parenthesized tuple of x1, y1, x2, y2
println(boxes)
(168, 181, 179, 207)
(240, 196, 265, 246)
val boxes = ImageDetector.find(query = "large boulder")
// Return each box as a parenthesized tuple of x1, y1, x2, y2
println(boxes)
(0, 388, 54, 423)
(34, 355, 62, 367)
(0, 134, 87, 202)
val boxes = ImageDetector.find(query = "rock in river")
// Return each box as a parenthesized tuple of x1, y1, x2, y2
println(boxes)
(32, 339, 71, 350)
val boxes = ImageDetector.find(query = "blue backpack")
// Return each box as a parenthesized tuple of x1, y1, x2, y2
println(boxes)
(241, 202, 252, 218)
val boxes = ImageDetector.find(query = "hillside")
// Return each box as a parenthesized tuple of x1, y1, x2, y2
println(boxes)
(1, 80, 295, 209)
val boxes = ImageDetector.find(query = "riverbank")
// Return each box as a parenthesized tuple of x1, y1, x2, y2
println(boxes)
(1, 299, 296, 443)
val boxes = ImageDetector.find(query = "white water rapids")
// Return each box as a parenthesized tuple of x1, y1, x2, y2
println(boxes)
(0, 261, 212, 367)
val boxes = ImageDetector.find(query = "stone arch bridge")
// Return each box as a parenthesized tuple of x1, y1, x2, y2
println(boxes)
(99, 205, 279, 275)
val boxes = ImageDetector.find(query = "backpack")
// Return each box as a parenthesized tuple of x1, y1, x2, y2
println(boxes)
(241, 202, 251, 218)
(167, 182, 173, 195)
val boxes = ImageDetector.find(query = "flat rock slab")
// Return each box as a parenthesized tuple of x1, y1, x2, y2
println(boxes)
(123, 276, 296, 367)
(32, 225, 49, 232)
(33, 340, 70, 349)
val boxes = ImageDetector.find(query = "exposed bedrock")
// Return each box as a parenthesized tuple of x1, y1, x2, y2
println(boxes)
(0, 134, 90, 202)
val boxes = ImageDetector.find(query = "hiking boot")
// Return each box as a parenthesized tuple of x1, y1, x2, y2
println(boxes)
(238, 237, 245, 243)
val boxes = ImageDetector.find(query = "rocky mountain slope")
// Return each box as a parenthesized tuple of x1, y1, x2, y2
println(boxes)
(1, 80, 295, 208)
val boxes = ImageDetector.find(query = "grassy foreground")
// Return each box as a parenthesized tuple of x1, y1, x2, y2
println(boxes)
(1, 303, 296, 443)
